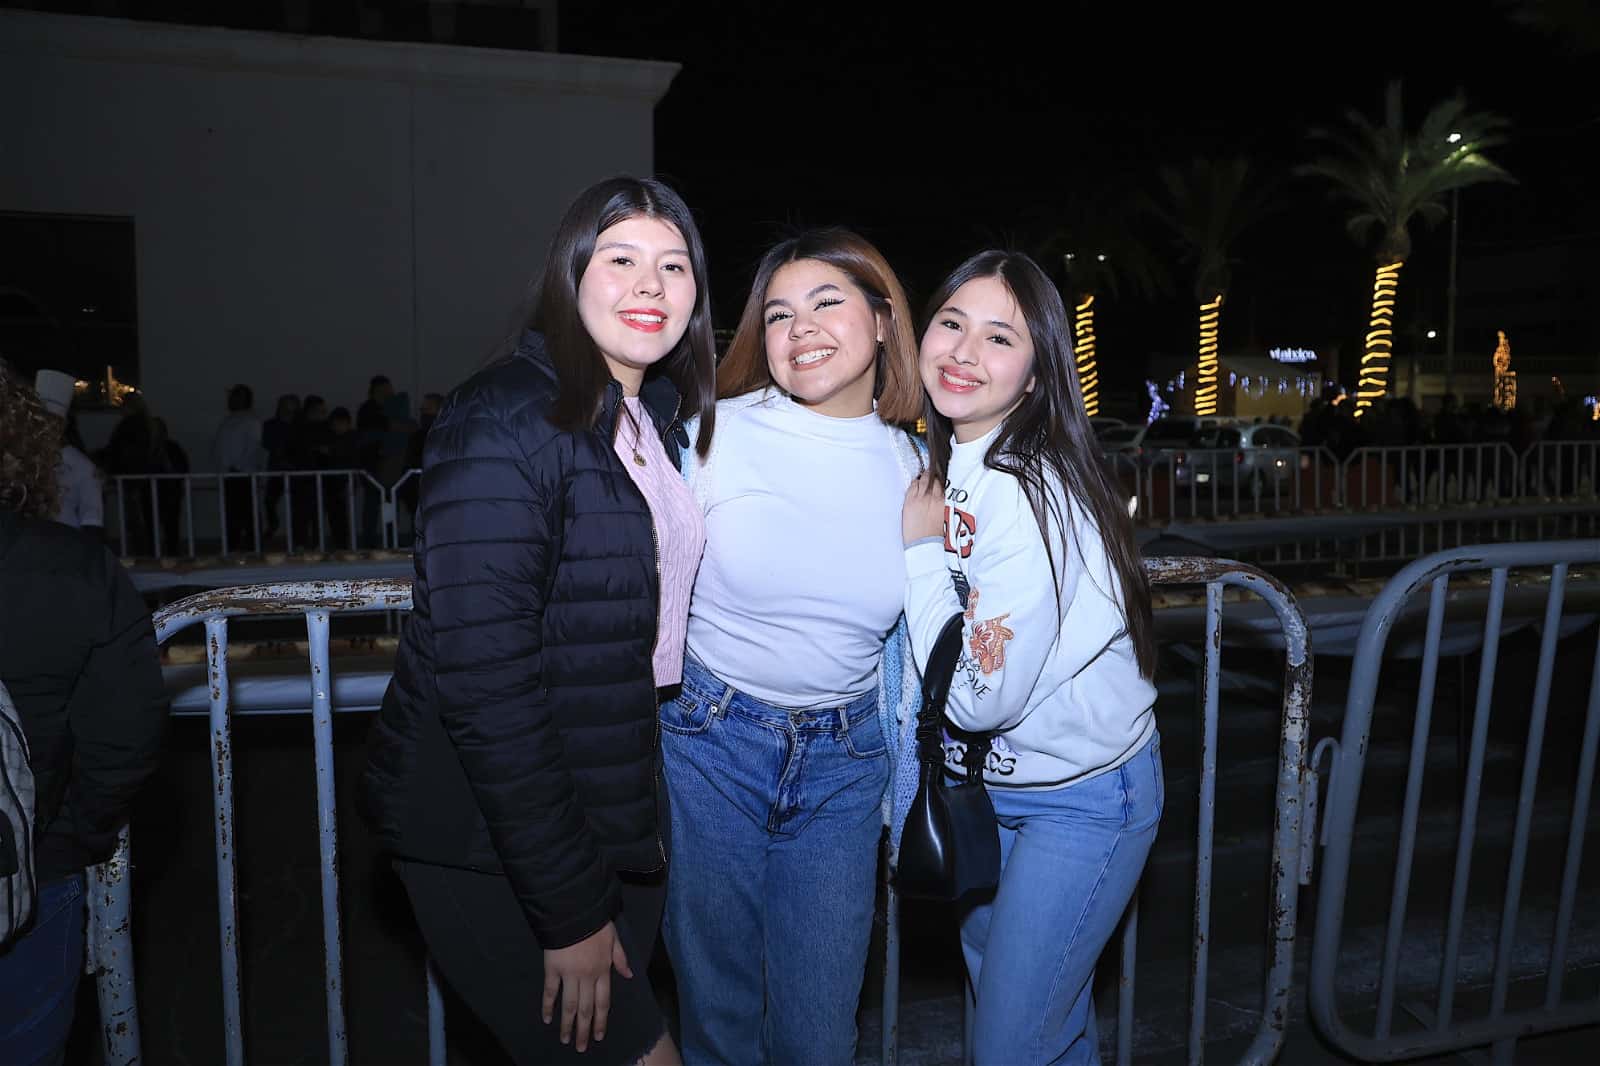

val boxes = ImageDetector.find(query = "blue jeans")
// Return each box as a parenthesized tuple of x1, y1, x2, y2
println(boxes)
(660, 655, 890, 1066)
(963, 733, 1163, 1066)
(0, 874, 86, 1066)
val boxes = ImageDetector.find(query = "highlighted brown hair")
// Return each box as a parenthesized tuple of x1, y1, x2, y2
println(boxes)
(716, 228, 922, 427)
(0, 361, 63, 519)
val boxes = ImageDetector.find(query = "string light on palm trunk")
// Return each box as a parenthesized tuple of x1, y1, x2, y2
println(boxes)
(1073, 294, 1099, 416)
(1492, 329, 1517, 411)
(1194, 293, 1223, 416)
(1355, 261, 1402, 417)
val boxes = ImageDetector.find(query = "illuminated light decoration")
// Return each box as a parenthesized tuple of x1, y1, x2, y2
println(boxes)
(1229, 372, 1237, 387)
(1492, 329, 1517, 411)
(1145, 379, 1170, 425)
(1278, 379, 1288, 394)
(1353, 260, 1402, 417)
(100, 365, 139, 406)
(915, 417, 926, 435)
(1269, 347, 1318, 363)
(1194, 293, 1223, 416)
(1072, 294, 1100, 416)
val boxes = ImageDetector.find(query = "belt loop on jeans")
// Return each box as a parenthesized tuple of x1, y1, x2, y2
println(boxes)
(711, 680, 735, 719)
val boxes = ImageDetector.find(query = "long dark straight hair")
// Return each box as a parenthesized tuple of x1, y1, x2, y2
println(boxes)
(921, 250, 1156, 679)
(529, 176, 717, 456)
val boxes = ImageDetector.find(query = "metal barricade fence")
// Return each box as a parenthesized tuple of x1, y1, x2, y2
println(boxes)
(109, 443, 1598, 566)
(1308, 540, 1600, 1063)
(880, 556, 1314, 1066)
(87, 580, 443, 1066)
(108, 470, 387, 559)
(92, 560, 1313, 1065)
(1520, 440, 1599, 502)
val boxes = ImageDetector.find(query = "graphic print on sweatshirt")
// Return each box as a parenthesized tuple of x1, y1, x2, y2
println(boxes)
(940, 486, 1019, 777)
(905, 434, 1158, 789)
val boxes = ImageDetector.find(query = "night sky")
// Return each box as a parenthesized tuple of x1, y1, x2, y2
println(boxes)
(564, 1, 1599, 411)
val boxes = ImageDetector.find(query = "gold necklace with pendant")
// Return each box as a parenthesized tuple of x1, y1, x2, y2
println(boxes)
(629, 403, 647, 466)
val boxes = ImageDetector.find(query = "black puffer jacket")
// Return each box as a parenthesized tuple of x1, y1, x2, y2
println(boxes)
(361, 333, 684, 949)
(0, 511, 170, 882)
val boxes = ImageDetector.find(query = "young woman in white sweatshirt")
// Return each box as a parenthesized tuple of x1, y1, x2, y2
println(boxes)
(902, 249, 1162, 1066)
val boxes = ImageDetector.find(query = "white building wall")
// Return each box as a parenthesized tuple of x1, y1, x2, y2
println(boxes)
(0, 10, 677, 465)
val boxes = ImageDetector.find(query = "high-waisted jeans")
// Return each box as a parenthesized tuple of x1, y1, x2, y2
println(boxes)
(660, 655, 890, 1066)
(963, 733, 1164, 1066)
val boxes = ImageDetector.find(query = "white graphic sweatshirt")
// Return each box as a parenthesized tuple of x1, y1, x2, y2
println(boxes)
(904, 426, 1156, 789)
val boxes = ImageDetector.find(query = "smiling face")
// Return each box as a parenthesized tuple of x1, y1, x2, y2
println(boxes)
(762, 258, 884, 418)
(577, 215, 696, 392)
(919, 274, 1037, 443)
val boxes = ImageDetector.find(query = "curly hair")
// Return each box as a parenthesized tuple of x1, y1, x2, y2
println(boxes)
(0, 360, 63, 519)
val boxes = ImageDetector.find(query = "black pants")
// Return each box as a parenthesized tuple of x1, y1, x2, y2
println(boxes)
(223, 477, 256, 551)
(395, 786, 671, 1065)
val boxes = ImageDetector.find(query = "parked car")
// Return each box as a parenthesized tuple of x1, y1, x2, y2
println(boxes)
(1089, 416, 1127, 436)
(1174, 423, 1303, 495)
(1098, 423, 1147, 453)
(1139, 415, 1216, 471)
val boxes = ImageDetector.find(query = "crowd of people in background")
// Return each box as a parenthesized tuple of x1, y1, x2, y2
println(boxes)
(26, 362, 1600, 560)
(1297, 391, 1599, 461)
(35, 369, 446, 554)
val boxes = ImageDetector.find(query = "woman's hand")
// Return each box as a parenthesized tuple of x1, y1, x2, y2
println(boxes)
(903, 472, 947, 547)
(542, 920, 632, 1051)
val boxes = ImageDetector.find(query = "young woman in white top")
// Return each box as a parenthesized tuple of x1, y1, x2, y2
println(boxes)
(661, 229, 926, 1064)
(902, 250, 1162, 1066)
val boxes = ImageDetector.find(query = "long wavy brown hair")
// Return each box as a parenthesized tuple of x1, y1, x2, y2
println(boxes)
(716, 228, 923, 427)
(0, 360, 63, 519)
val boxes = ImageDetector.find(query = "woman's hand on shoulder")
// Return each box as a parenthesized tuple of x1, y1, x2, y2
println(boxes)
(903, 471, 946, 547)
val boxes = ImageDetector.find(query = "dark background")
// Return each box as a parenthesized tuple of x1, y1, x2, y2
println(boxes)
(5, 0, 1597, 409)
(560, 1, 1598, 397)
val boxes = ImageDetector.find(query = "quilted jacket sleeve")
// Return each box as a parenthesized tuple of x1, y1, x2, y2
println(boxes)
(62, 550, 170, 861)
(423, 413, 621, 947)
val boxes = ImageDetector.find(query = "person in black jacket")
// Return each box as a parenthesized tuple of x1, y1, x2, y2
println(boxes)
(0, 361, 170, 1065)
(361, 176, 717, 1066)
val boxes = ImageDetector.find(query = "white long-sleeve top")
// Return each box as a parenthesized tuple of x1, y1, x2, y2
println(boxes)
(904, 426, 1156, 789)
(54, 444, 104, 529)
(685, 389, 911, 709)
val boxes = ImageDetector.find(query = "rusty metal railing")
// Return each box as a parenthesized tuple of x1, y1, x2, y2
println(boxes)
(880, 556, 1314, 1066)
(88, 580, 442, 1066)
(1308, 540, 1600, 1063)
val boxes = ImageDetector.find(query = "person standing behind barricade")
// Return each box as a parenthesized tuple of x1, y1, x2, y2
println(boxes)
(659, 228, 927, 1065)
(287, 395, 331, 549)
(261, 394, 300, 545)
(211, 384, 265, 553)
(361, 175, 717, 1066)
(0, 361, 170, 1066)
(323, 407, 358, 549)
(99, 394, 165, 555)
(396, 392, 442, 540)
(901, 251, 1162, 1066)
(33, 369, 104, 538)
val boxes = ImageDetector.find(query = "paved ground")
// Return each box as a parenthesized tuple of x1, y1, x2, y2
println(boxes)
(62, 613, 1600, 1065)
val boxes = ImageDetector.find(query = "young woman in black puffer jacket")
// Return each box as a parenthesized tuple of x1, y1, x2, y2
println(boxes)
(361, 176, 717, 1066)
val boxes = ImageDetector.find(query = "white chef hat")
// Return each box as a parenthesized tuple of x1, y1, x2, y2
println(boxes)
(34, 369, 76, 417)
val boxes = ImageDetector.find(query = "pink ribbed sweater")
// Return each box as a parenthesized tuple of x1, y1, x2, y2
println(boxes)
(614, 396, 705, 687)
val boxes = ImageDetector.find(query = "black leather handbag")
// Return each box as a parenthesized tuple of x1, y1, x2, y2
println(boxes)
(894, 613, 1001, 902)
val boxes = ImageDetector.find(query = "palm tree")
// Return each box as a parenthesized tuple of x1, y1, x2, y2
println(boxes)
(1034, 196, 1168, 418)
(1144, 157, 1277, 418)
(1299, 82, 1513, 416)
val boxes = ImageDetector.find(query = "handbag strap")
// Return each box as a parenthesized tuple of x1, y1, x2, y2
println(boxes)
(916, 613, 993, 783)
